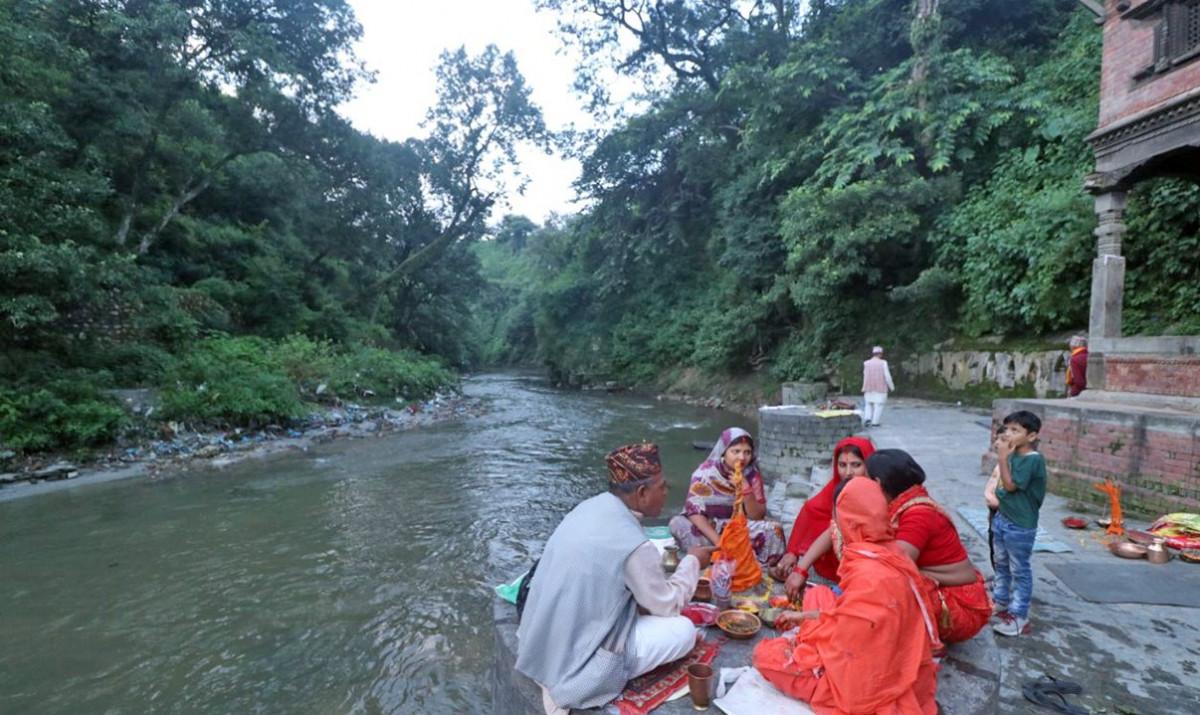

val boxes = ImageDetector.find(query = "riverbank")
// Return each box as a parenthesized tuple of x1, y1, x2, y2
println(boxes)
(0, 393, 487, 502)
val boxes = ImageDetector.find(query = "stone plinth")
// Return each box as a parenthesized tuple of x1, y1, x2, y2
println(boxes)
(757, 407, 860, 481)
(992, 396, 1200, 516)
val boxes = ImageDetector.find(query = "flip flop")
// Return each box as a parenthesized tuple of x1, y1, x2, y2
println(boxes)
(1022, 675, 1087, 715)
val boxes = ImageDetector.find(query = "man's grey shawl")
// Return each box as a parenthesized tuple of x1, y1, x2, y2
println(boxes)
(515, 492, 649, 709)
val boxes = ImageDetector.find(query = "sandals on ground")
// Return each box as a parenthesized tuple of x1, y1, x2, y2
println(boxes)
(1022, 675, 1088, 715)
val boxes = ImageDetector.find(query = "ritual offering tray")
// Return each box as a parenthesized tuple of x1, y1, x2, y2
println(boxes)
(717, 610, 761, 640)
(1179, 549, 1200, 564)
(1109, 541, 1149, 559)
(682, 602, 721, 626)
(1061, 516, 1087, 530)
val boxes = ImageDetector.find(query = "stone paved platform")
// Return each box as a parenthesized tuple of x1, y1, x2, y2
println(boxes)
(493, 398, 1200, 714)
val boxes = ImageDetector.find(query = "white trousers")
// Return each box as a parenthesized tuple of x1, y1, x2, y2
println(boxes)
(539, 615, 697, 715)
(863, 392, 888, 425)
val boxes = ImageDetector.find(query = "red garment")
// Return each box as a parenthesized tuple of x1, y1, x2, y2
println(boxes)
(786, 436, 876, 582)
(935, 571, 992, 643)
(755, 479, 941, 714)
(1066, 346, 1088, 396)
(890, 486, 989, 643)
(890, 486, 968, 568)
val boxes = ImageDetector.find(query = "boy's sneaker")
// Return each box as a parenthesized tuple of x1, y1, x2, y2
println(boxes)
(992, 613, 1031, 636)
(991, 602, 1009, 616)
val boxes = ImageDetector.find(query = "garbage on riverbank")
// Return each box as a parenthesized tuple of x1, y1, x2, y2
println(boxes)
(0, 392, 486, 490)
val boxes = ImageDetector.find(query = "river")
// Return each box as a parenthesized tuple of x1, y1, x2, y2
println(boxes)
(0, 372, 744, 714)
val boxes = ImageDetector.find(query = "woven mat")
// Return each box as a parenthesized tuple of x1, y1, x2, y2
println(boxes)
(612, 640, 721, 715)
(1046, 560, 1200, 607)
(957, 507, 1073, 553)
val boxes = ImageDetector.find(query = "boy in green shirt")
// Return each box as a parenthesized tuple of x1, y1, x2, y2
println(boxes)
(990, 410, 1046, 636)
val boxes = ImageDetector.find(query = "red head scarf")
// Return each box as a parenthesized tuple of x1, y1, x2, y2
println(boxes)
(786, 436, 876, 582)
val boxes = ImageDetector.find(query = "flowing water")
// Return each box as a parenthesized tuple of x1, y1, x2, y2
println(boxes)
(0, 372, 743, 714)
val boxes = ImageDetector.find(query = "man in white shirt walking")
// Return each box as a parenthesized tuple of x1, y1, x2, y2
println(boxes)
(862, 346, 895, 427)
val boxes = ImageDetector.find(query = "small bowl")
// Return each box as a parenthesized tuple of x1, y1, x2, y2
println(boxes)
(1109, 541, 1149, 559)
(1096, 517, 1112, 528)
(759, 607, 782, 628)
(1179, 549, 1200, 564)
(1062, 516, 1087, 530)
(717, 610, 761, 640)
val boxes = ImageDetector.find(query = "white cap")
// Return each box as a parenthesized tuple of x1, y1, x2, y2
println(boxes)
(872, 346, 883, 354)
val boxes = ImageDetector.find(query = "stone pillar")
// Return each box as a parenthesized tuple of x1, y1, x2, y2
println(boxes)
(1089, 190, 1126, 341)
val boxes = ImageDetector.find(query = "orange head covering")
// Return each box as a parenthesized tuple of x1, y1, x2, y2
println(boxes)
(831, 477, 899, 560)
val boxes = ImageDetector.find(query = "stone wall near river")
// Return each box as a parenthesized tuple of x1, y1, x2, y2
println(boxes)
(901, 349, 1070, 398)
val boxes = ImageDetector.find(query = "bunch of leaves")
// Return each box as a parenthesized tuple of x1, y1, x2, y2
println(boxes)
(157, 336, 304, 426)
(1123, 179, 1200, 335)
(0, 371, 127, 453)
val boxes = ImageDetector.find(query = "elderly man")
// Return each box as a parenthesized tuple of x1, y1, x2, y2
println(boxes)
(1066, 335, 1088, 397)
(516, 443, 714, 715)
(862, 345, 896, 427)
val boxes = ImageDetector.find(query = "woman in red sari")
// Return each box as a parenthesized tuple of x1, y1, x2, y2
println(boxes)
(867, 449, 992, 643)
(753, 478, 941, 714)
(772, 436, 875, 600)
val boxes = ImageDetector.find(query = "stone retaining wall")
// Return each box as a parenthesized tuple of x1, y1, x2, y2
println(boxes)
(903, 349, 1068, 398)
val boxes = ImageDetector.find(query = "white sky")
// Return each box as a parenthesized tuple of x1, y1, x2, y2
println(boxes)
(339, 0, 594, 225)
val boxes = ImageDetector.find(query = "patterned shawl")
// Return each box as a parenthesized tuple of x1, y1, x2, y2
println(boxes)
(683, 428, 764, 520)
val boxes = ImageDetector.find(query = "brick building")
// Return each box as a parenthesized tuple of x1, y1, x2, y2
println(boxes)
(992, 0, 1200, 516)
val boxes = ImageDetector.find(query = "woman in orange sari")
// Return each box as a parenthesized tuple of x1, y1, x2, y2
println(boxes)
(753, 478, 940, 714)
(868, 449, 992, 643)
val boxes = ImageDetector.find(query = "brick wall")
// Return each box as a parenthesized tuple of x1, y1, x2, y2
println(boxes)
(1103, 355, 1200, 397)
(1098, 2, 1200, 129)
(993, 399, 1200, 516)
(757, 407, 859, 481)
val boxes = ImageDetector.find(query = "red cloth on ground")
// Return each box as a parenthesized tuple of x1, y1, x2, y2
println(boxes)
(612, 640, 721, 715)
(786, 436, 876, 582)
(755, 479, 941, 714)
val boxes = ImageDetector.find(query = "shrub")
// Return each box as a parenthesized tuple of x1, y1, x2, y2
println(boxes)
(0, 374, 128, 453)
(158, 337, 302, 425)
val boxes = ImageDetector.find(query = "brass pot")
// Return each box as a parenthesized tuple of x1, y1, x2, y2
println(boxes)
(662, 544, 681, 573)
(1148, 539, 1170, 564)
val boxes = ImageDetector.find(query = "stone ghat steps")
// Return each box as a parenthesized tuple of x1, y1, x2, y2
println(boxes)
(492, 597, 999, 715)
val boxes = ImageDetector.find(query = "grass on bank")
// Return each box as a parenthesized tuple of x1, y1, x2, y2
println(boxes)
(0, 335, 458, 455)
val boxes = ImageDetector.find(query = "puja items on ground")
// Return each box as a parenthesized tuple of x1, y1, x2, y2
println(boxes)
(1094, 478, 1125, 536)
(713, 462, 763, 591)
(1147, 513, 1200, 550)
(709, 558, 735, 609)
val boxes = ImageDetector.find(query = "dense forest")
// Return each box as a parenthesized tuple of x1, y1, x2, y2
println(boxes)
(3, 1, 1200, 456)
(473, 0, 1200, 388)
(0, 0, 546, 452)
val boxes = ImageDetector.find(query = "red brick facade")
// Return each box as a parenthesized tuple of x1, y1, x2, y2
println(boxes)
(993, 400, 1200, 516)
(1103, 355, 1200, 396)
(1099, 1, 1200, 130)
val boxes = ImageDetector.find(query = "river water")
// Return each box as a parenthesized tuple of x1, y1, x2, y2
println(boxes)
(0, 372, 743, 714)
